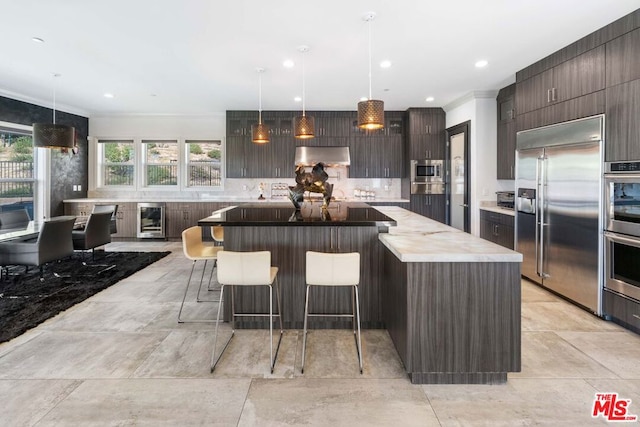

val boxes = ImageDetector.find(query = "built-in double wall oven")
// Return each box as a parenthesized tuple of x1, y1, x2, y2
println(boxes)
(603, 161, 640, 331)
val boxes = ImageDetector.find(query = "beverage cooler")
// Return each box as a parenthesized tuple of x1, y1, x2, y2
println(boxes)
(137, 202, 165, 239)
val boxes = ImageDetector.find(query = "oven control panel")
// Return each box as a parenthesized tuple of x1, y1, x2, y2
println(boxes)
(607, 161, 640, 173)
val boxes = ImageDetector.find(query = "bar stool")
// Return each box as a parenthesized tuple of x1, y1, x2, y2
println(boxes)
(301, 251, 363, 374)
(178, 226, 224, 323)
(211, 226, 224, 246)
(210, 250, 283, 373)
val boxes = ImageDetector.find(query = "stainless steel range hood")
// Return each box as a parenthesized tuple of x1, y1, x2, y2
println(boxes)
(294, 146, 350, 167)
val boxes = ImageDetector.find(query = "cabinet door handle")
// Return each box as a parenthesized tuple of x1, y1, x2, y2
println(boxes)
(547, 89, 551, 103)
(552, 87, 557, 102)
(366, 168, 369, 178)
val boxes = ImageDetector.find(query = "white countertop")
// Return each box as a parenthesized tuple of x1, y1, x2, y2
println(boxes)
(64, 197, 410, 204)
(374, 206, 522, 263)
(479, 206, 515, 217)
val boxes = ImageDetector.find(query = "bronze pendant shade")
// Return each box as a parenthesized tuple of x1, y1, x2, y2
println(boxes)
(33, 122, 75, 148)
(294, 115, 315, 139)
(357, 12, 384, 131)
(357, 99, 384, 130)
(251, 122, 270, 144)
(251, 67, 270, 144)
(294, 45, 314, 139)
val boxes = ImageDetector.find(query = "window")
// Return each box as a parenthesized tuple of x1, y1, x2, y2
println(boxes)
(143, 140, 178, 186)
(186, 140, 222, 187)
(0, 125, 36, 219)
(99, 140, 135, 187)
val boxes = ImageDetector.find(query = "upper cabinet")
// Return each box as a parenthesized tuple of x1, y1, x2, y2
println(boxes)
(516, 46, 605, 117)
(606, 28, 640, 87)
(496, 84, 516, 180)
(405, 108, 446, 160)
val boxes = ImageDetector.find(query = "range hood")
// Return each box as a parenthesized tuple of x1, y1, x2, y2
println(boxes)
(294, 146, 350, 167)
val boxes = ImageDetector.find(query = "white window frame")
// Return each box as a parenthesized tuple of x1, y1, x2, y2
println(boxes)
(96, 139, 136, 189)
(184, 139, 223, 189)
(141, 139, 180, 189)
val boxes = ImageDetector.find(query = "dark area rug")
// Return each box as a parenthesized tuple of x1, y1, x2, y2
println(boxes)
(0, 251, 170, 344)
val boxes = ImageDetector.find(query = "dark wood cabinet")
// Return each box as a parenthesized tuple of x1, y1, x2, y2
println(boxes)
(349, 135, 403, 178)
(64, 201, 136, 239)
(516, 46, 605, 131)
(406, 108, 446, 161)
(606, 79, 640, 161)
(497, 84, 516, 180)
(606, 28, 640, 87)
(479, 210, 514, 249)
(409, 194, 446, 223)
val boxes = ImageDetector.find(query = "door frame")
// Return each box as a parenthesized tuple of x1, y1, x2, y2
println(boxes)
(446, 121, 470, 232)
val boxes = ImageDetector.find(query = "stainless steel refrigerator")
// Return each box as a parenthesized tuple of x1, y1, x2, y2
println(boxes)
(515, 115, 603, 315)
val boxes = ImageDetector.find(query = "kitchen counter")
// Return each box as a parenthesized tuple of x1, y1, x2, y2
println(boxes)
(375, 206, 522, 262)
(198, 202, 396, 227)
(64, 197, 410, 204)
(479, 205, 515, 216)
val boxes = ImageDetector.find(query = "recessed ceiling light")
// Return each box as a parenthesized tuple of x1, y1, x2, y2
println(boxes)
(103, 93, 114, 98)
(425, 96, 435, 102)
(294, 96, 302, 102)
(283, 60, 295, 68)
(32, 37, 44, 43)
(475, 60, 488, 68)
(380, 60, 392, 68)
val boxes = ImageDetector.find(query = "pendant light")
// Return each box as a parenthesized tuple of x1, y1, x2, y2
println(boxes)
(251, 67, 270, 144)
(294, 45, 315, 139)
(33, 73, 75, 149)
(357, 12, 384, 130)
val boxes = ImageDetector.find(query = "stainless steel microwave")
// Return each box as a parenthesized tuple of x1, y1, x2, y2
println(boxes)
(411, 159, 444, 183)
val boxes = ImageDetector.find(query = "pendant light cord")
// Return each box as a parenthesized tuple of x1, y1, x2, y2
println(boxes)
(368, 18, 373, 100)
(302, 49, 306, 117)
(258, 70, 263, 124)
(52, 73, 60, 125)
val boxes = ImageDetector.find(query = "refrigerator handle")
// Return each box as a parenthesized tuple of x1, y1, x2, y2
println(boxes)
(538, 154, 549, 279)
(536, 155, 544, 278)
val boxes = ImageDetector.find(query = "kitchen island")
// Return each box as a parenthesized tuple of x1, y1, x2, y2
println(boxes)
(199, 203, 522, 384)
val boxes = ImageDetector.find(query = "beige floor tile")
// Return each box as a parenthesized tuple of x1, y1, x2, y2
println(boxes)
(521, 301, 618, 332)
(423, 378, 610, 426)
(239, 378, 437, 427)
(296, 329, 407, 379)
(521, 279, 558, 303)
(35, 378, 250, 426)
(557, 331, 640, 379)
(1, 379, 82, 427)
(511, 331, 619, 379)
(0, 331, 168, 379)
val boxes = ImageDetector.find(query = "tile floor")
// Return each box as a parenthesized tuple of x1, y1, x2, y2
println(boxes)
(1, 241, 639, 426)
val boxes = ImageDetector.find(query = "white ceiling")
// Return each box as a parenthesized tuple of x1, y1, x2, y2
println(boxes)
(0, 0, 638, 117)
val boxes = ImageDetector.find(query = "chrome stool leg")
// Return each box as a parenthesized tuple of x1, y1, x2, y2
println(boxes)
(178, 259, 218, 323)
(210, 285, 234, 372)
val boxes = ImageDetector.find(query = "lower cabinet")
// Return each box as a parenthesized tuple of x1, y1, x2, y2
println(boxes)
(64, 201, 137, 239)
(409, 194, 446, 223)
(479, 209, 514, 249)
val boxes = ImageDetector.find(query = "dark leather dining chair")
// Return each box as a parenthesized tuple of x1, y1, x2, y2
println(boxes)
(91, 204, 118, 234)
(72, 211, 113, 260)
(0, 209, 31, 229)
(0, 216, 76, 279)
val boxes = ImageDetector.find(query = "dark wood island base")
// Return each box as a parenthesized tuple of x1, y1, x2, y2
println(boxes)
(199, 204, 523, 384)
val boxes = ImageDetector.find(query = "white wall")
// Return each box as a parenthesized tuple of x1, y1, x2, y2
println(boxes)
(444, 92, 498, 236)
(87, 114, 403, 200)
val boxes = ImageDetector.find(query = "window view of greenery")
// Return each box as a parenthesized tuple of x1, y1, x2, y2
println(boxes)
(144, 140, 178, 186)
(187, 140, 222, 187)
(101, 140, 134, 186)
(0, 131, 34, 219)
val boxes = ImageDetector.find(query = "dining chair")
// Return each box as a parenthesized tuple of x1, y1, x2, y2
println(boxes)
(301, 251, 363, 374)
(0, 216, 76, 280)
(210, 250, 283, 374)
(0, 209, 31, 230)
(72, 211, 113, 262)
(92, 204, 118, 234)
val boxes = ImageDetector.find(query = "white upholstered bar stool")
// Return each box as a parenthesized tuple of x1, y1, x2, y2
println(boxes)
(210, 250, 283, 373)
(301, 251, 363, 374)
(178, 226, 224, 323)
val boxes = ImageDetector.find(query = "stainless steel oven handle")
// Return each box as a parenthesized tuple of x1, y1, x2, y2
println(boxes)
(604, 231, 640, 248)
